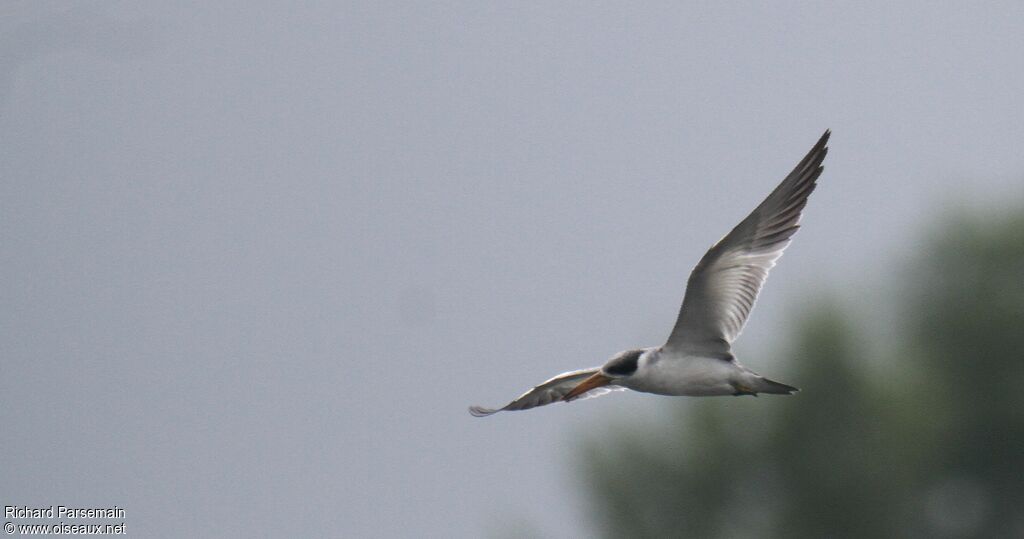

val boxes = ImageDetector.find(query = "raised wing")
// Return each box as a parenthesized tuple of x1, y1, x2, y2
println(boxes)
(665, 130, 830, 355)
(469, 367, 625, 417)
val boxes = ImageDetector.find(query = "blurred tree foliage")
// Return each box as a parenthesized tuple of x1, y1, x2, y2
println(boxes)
(580, 210, 1024, 538)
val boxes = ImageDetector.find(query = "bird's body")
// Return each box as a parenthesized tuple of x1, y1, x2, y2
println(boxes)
(470, 130, 829, 417)
(620, 348, 761, 397)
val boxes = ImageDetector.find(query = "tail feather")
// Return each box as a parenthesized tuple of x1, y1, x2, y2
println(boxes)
(757, 377, 799, 395)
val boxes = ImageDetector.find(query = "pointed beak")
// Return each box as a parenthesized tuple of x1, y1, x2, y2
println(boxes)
(563, 372, 612, 402)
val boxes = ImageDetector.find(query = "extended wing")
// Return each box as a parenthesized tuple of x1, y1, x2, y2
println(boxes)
(665, 130, 830, 356)
(469, 367, 625, 417)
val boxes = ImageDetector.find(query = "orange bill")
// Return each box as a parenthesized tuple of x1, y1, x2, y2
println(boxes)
(563, 372, 612, 402)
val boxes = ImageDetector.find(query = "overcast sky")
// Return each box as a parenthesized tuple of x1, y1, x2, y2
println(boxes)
(2, 2, 1023, 537)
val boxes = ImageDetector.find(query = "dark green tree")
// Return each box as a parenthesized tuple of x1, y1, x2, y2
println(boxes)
(580, 209, 1024, 538)
(906, 211, 1024, 537)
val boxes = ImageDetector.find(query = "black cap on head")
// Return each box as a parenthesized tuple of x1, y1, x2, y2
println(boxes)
(604, 349, 643, 376)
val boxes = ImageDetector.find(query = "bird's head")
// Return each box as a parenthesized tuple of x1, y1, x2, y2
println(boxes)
(563, 348, 646, 401)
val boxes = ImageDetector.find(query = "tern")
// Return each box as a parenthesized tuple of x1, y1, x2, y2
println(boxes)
(469, 130, 830, 417)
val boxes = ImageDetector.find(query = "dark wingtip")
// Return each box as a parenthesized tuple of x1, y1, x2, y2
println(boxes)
(812, 129, 831, 154)
(468, 405, 500, 417)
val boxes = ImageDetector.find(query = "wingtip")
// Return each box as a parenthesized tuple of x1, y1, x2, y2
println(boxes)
(468, 405, 500, 417)
(817, 129, 831, 147)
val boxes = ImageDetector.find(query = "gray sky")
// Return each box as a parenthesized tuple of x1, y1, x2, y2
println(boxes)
(2, 2, 1023, 537)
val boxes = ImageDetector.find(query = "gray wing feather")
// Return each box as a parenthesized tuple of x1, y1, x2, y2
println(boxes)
(665, 130, 830, 355)
(468, 367, 625, 417)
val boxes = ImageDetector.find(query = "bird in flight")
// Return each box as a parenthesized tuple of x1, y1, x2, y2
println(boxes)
(469, 130, 830, 417)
